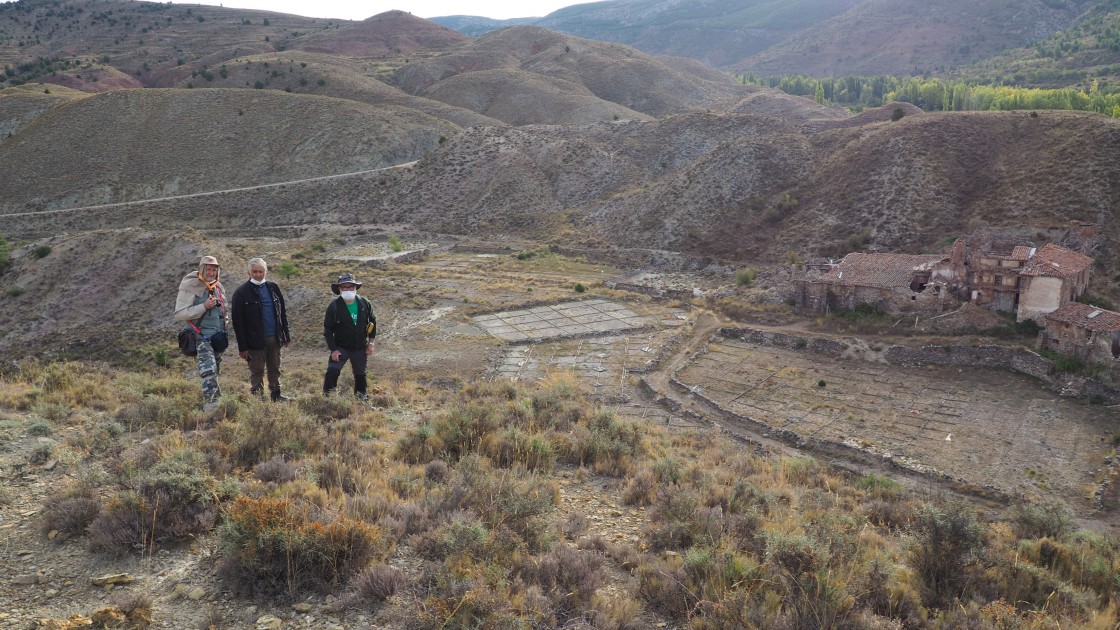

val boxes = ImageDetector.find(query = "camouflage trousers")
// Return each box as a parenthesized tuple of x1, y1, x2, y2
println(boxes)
(196, 337, 223, 407)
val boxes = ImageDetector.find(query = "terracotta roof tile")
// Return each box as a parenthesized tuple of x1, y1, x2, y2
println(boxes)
(1009, 246, 1034, 261)
(820, 253, 946, 289)
(1046, 302, 1120, 333)
(1021, 243, 1094, 278)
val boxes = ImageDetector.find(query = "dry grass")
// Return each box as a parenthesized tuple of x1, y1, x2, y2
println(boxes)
(1, 359, 1118, 628)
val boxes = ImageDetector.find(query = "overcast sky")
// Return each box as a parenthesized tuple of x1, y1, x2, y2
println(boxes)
(162, 0, 586, 21)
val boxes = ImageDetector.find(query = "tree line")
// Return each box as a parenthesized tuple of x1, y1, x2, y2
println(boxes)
(738, 73, 1120, 117)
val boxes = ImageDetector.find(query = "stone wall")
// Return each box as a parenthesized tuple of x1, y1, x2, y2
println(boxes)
(718, 326, 1120, 404)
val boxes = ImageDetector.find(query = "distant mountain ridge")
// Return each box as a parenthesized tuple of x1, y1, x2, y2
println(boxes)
(432, 0, 1120, 84)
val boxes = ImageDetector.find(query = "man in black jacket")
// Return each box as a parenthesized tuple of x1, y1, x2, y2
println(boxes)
(231, 258, 292, 401)
(322, 273, 377, 400)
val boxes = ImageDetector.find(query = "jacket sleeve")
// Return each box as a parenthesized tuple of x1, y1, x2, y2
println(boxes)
(230, 285, 247, 352)
(274, 283, 291, 343)
(323, 300, 338, 352)
(174, 288, 206, 322)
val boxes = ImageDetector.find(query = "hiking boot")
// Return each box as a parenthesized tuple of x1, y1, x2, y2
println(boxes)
(250, 388, 264, 399)
(270, 390, 292, 402)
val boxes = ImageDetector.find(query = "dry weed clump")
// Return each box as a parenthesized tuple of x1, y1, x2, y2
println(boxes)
(41, 485, 101, 538)
(221, 401, 323, 467)
(89, 443, 231, 554)
(218, 496, 393, 597)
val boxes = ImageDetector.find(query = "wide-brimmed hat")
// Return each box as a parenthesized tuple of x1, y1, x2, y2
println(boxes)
(197, 255, 221, 273)
(331, 273, 363, 295)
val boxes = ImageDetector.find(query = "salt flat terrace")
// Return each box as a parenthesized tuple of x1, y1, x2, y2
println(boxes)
(472, 300, 655, 343)
(674, 337, 1117, 508)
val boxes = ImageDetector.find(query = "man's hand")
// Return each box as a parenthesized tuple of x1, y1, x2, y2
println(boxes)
(239, 350, 250, 360)
(330, 350, 342, 362)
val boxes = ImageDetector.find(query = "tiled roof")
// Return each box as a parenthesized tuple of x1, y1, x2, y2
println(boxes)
(1046, 302, 1120, 333)
(1021, 243, 1094, 278)
(819, 253, 946, 289)
(1009, 246, 1034, 261)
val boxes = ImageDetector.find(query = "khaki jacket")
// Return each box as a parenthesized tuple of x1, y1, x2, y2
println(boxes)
(175, 273, 228, 334)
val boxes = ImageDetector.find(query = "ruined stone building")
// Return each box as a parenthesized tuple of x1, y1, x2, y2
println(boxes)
(797, 239, 1094, 323)
(1039, 302, 1120, 364)
(797, 252, 955, 313)
(1015, 243, 1094, 323)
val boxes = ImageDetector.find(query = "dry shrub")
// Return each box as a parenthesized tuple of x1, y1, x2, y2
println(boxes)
(406, 567, 517, 630)
(478, 427, 556, 472)
(621, 468, 657, 506)
(433, 402, 501, 461)
(646, 484, 708, 552)
(89, 445, 225, 554)
(317, 454, 361, 495)
(340, 563, 404, 609)
(253, 455, 299, 484)
(558, 411, 642, 477)
(431, 454, 558, 554)
(588, 592, 644, 630)
(637, 554, 695, 619)
(513, 544, 606, 622)
(907, 500, 988, 607)
(41, 487, 101, 537)
(1011, 501, 1076, 540)
(230, 402, 321, 467)
(424, 459, 449, 483)
(395, 423, 443, 465)
(114, 395, 196, 431)
(109, 592, 153, 629)
(863, 497, 916, 530)
(297, 395, 353, 422)
(218, 496, 393, 597)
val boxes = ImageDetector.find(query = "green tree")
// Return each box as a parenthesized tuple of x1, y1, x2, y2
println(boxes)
(276, 260, 301, 279)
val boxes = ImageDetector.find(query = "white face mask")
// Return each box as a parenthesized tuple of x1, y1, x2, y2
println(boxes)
(250, 278, 265, 286)
(340, 290, 357, 300)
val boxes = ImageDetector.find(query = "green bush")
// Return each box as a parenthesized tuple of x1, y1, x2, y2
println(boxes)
(735, 268, 758, 287)
(389, 234, 403, 252)
(34, 245, 52, 258)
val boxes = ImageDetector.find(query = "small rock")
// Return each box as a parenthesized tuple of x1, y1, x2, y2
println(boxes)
(91, 573, 133, 587)
(292, 603, 312, 613)
(187, 586, 206, 601)
(48, 529, 59, 540)
(256, 615, 283, 629)
(173, 583, 190, 597)
(43, 459, 58, 471)
(13, 574, 40, 585)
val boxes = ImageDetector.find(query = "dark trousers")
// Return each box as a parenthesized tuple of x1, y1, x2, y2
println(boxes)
(247, 336, 283, 395)
(323, 347, 368, 396)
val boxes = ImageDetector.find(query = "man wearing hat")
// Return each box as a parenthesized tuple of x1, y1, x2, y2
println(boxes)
(322, 273, 377, 400)
(174, 255, 229, 410)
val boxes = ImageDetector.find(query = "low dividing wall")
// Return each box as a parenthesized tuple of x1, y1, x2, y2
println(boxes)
(717, 326, 1119, 404)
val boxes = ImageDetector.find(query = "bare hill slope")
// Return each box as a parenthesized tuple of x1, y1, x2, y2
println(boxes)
(0, 87, 458, 213)
(390, 26, 755, 121)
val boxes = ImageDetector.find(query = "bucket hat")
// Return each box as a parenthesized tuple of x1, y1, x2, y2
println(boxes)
(331, 273, 363, 295)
